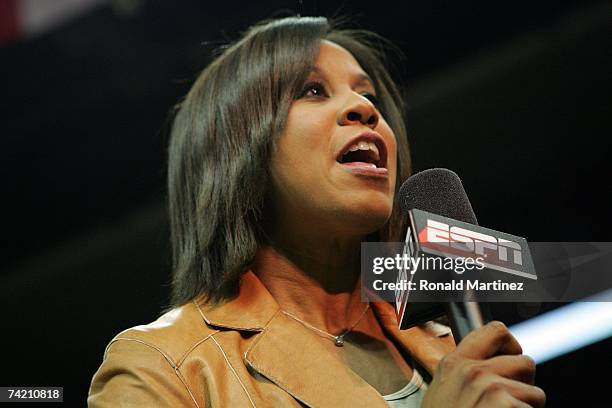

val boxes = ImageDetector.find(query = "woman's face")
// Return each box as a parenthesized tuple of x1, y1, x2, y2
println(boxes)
(270, 40, 398, 238)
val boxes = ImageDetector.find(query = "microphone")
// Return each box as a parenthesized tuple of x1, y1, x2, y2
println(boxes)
(395, 168, 533, 342)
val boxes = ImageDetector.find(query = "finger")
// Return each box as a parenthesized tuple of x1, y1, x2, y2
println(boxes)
(473, 377, 546, 408)
(456, 321, 522, 359)
(475, 390, 532, 408)
(478, 354, 537, 385)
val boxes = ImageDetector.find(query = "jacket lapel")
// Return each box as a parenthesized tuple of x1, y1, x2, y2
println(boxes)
(197, 271, 455, 407)
(244, 311, 389, 407)
(372, 301, 455, 376)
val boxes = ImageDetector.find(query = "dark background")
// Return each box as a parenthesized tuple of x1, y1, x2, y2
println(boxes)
(1, 0, 611, 406)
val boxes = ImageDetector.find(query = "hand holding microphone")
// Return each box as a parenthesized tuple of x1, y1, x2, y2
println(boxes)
(398, 169, 545, 406)
(423, 321, 546, 408)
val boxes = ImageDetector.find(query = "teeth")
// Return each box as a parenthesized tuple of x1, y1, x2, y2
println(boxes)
(344, 141, 381, 161)
(368, 142, 379, 157)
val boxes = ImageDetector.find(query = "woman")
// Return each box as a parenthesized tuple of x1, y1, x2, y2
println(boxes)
(88, 16, 545, 407)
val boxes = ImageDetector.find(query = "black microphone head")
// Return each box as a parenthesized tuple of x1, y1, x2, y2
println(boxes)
(398, 168, 478, 225)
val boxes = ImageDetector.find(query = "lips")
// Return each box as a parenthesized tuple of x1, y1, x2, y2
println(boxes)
(335, 132, 389, 177)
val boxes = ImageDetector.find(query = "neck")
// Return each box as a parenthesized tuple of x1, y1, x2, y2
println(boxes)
(253, 228, 368, 335)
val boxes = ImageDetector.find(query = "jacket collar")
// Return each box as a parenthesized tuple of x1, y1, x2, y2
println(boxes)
(196, 271, 454, 407)
(196, 271, 279, 331)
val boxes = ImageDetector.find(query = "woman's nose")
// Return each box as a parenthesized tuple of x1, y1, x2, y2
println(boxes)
(337, 95, 379, 129)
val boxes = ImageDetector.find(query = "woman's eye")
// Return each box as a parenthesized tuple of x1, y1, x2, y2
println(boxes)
(299, 82, 327, 99)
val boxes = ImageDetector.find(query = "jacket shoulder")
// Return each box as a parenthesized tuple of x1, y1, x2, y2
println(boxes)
(108, 301, 218, 366)
(89, 302, 217, 407)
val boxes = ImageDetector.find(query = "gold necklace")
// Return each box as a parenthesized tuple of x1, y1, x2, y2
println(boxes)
(282, 303, 370, 347)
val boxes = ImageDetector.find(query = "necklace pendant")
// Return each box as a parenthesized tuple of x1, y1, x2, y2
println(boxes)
(334, 335, 344, 347)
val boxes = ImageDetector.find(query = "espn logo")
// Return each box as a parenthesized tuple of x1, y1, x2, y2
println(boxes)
(420, 219, 523, 266)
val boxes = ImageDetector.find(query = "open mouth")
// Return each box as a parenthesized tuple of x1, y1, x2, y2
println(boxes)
(336, 134, 388, 170)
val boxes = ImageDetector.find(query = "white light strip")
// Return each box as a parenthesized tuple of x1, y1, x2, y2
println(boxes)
(509, 290, 612, 364)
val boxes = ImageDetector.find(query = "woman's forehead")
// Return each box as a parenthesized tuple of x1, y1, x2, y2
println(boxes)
(311, 40, 373, 85)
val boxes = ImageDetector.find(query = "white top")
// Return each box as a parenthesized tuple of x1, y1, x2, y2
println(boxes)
(382, 320, 451, 407)
(382, 368, 428, 408)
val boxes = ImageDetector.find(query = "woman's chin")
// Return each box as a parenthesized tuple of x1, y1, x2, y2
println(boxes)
(332, 202, 393, 237)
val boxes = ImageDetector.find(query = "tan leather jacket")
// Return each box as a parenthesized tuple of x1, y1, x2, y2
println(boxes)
(88, 271, 454, 407)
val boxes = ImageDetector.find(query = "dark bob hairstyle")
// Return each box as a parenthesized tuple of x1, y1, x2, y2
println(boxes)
(168, 16, 411, 305)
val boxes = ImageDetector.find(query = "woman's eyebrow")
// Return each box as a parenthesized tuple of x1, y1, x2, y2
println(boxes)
(355, 73, 375, 89)
(309, 66, 326, 79)
(310, 67, 374, 88)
